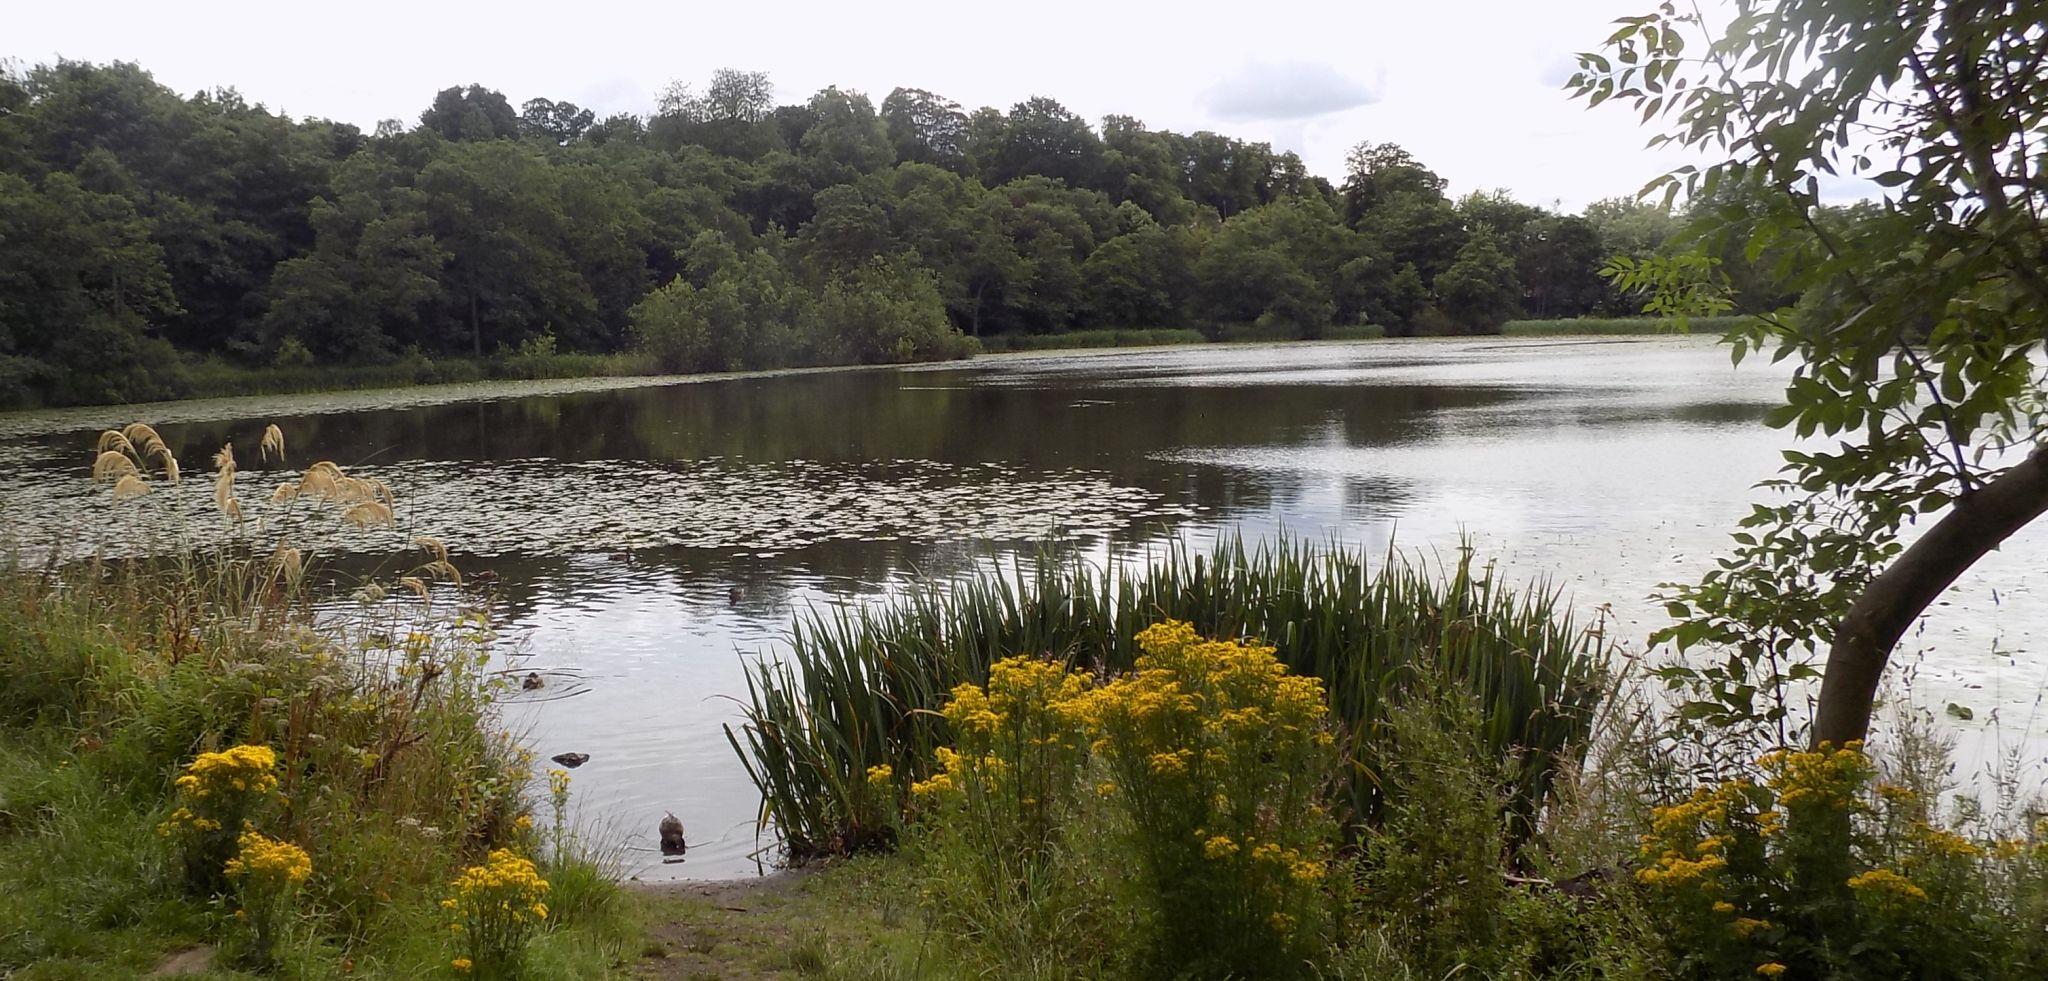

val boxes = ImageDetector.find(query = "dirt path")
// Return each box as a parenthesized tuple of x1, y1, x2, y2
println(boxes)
(626, 872, 819, 980)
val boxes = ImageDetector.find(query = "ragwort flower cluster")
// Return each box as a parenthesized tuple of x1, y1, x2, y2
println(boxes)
(1633, 740, 2024, 979)
(159, 744, 284, 895)
(1072, 621, 1335, 975)
(443, 848, 551, 977)
(224, 830, 313, 968)
(914, 654, 1092, 871)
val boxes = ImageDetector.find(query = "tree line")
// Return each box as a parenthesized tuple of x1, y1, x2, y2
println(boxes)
(5, 60, 1742, 408)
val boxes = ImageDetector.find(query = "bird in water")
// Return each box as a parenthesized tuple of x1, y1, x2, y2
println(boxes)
(659, 813, 688, 858)
(550, 752, 589, 768)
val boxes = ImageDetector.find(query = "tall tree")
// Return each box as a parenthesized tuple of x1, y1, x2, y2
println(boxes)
(880, 88, 969, 173)
(519, 98, 595, 146)
(1573, 0, 2048, 746)
(420, 85, 520, 141)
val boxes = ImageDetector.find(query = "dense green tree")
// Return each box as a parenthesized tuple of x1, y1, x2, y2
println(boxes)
(799, 88, 894, 187)
(972, 97, 1103, 190)
(880, 88, 968, 173)
(519, 98, 595, 146)
(0, 55, 1664, 408)
(1340, 142, 1448, 222)
(420, 85, 520, 142)
(260, 153, 448, 363)
(816, 258, 971, 363)
(1433, 230, 1521, 333)
(0, 172, 183, 405)
(630, 234, 817, 372)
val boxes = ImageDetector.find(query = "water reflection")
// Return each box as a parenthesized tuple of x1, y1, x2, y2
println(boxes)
(3, 336, 2040, 879)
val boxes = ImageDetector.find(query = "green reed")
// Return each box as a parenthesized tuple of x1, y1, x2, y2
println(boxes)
(727, 536, 1614, 861)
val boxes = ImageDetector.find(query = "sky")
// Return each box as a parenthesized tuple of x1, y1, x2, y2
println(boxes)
(11, 0, 1717, 211)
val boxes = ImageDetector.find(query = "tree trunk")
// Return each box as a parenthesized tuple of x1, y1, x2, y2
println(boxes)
(471, 291, 482, 357)
(1811, 446, 2048, 746)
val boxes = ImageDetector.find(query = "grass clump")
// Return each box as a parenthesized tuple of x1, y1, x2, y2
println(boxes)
(0, 422, 632, 978)
(729, 537, 1610, 863)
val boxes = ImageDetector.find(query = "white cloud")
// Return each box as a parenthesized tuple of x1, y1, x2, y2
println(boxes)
(1199, 60, 1380, 122)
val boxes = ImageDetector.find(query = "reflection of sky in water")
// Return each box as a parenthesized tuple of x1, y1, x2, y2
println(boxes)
(3, 336, 2042, 879)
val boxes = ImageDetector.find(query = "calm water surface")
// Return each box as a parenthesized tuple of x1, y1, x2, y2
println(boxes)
(3, 337, 2040, 878)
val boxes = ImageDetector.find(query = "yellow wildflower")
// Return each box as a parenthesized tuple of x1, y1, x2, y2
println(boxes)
(1756, 964, 1786, 978)
(1847, 868, 1927, 901)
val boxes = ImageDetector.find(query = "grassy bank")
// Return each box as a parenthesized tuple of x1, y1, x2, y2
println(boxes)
(1500, 314, 1749, 336)
(178, 350, 664, 401)
(1, 423, 633, 979)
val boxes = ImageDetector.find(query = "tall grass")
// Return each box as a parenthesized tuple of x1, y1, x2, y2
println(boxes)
(0, 422, 631, 976)
(727, 536, 1612, 861)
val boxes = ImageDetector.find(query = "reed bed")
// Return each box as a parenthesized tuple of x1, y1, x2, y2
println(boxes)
(728, 536, 1613, 861)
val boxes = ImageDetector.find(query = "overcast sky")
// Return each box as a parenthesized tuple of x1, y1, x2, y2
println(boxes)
(13, 0, 1717, 211)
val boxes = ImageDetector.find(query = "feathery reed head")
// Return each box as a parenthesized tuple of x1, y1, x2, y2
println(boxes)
(342, 502, 395, 529)
(159, 449, 179, 484)
(92, 451, 139, 484)
(299, 463, 341, 500)
(413, 536, 449, 563)
(213, 467, 242, 520)
(122, 423, 164, 455)
(270, 481, 299, 504)
(96, 430, 134, 456)
(260, 424, 285, 463)
(272, 545, 304, 584)
(213, 444, 236, 473)
(399, 576, 430, 602)
(111, 474, 151, 500)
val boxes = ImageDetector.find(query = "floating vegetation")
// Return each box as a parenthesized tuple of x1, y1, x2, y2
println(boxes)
(4, 458, 1192, 562)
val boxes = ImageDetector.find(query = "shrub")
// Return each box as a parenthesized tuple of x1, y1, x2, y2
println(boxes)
(1631, 741, 2048, 980)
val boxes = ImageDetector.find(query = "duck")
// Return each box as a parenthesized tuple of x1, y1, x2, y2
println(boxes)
(550, 752, 589, 768)
(659, 812, 688, 857)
